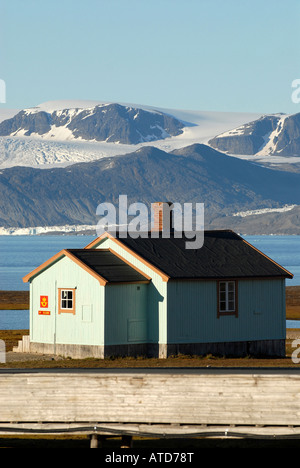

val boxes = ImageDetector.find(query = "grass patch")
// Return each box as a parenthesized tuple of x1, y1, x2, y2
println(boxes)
(286, 306, 300, 320)
(0, 303, 29, 310)
(0, 291, 29, 310)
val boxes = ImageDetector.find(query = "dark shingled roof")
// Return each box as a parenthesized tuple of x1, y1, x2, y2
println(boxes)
(112, 230, 293, 280)
(67, 249, 149, 283)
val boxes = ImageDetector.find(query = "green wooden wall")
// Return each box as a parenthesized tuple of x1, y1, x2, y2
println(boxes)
(30, 256, 104, 347)
(94, 237, 167, 346)
(166, 278, 286, 344)
(104, 283, 148, 345)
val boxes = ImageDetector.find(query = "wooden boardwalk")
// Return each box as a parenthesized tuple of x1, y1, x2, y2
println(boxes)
(0, 369, 300, 447)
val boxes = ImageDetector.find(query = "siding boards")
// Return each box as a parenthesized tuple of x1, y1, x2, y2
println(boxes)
(167, 281, 216, 343)
(104, 284, 147, 345)
(167, 278, 286, 344)
(238, 279, 285, 341)
(30, 256, 104, 347)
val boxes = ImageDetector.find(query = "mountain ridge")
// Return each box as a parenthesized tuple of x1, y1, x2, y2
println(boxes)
(0, 143, 299, 234)
(209, 112, 300, 157)
(0, 100, 299, 235)
(0, 103, 185, 144)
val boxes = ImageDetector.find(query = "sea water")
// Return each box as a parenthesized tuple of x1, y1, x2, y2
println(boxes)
(0, 235, 96, 329)
(245, 235, 300, 287)
(0, 235, 96, 291)
(0, 234, 299, 329)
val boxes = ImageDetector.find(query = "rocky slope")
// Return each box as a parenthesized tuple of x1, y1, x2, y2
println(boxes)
(0, 144, 299, 233)
(209, 113, 300, 157)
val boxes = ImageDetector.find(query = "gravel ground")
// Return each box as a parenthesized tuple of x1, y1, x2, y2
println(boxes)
(5, 352, 64, 362)
(287, 329, 300, 339)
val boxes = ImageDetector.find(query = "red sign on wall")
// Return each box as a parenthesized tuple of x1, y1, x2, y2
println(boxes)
(40, 296, 48, 308)
(38, 310, 50, 315)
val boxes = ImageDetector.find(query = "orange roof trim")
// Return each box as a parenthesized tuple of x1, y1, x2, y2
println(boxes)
(242, 238, 293, 279)
(23, 250, 65, 283)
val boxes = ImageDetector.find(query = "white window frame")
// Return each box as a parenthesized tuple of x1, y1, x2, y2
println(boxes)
(218, 280, 237, 317)
(58, 288, 76, 314)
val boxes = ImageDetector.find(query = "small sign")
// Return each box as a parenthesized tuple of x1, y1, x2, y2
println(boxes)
(40, 295, 48, 308)
(38, 310, 50, 315)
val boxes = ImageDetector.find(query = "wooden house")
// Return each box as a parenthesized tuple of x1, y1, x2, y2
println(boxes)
(21, 203, 293, 359)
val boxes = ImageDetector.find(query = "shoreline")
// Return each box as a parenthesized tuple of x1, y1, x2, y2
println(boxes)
(0, 290, 29, 310)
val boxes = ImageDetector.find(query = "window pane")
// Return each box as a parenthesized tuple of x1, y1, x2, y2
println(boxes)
(220, 292, 226, 301)
(219, 281, 236, 314)
(61, 290, 73, 310)
(228, 291, 234, 301)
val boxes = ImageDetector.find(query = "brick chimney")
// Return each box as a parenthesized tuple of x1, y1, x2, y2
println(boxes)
(151, 202, 174, 232)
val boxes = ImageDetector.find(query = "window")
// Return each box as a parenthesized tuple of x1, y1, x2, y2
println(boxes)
(58, 288, 76, 314)
(218, 281, 238, 318)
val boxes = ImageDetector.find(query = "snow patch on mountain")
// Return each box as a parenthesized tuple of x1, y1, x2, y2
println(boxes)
(0, 223, 98, 235)
(233, 204, 297, 217)
(254, 115, 290, 156)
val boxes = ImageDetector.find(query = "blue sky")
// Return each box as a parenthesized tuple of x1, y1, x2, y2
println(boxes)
(1, 0, 300, 114)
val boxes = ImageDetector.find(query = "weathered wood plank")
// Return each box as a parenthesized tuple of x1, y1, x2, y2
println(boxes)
(0, 372, 300, 426)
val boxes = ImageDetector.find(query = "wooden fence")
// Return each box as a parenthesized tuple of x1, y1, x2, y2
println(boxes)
(1, 369, 300, 447)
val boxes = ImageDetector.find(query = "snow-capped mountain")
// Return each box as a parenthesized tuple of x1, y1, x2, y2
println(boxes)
(0, 99, 299, 174)
(0, 102, 185, 143)
(0, 100, 262, 169)
(209, 113, 300, 157)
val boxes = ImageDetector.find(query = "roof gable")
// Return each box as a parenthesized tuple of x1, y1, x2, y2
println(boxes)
(23, 248, 151, 284)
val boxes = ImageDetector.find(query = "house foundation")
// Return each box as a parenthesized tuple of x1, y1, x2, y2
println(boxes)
(13, 336, 286, 359)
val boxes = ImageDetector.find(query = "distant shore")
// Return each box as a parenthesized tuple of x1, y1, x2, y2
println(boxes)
(0, 290, 29, 310)
(285, 286, 300, 319)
